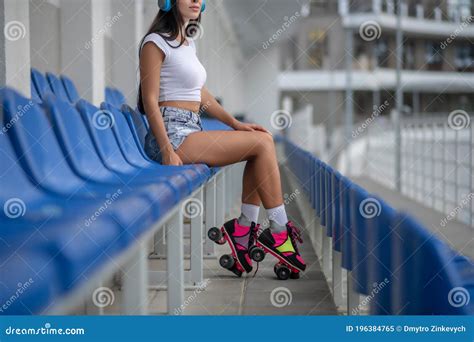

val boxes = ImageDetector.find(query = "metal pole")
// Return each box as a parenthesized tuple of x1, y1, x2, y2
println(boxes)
(394, 0, 403, 191)
(345, 28, 354, 174)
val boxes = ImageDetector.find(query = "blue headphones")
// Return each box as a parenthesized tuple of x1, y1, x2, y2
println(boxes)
(158, 0, 206, 13)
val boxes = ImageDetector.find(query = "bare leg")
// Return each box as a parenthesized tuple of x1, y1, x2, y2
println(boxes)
(241, 159, 261, 206)
(176, 130, 283, 208)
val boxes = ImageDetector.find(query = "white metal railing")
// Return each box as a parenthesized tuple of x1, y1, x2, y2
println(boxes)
(366, 115, 474, 227)
(339, 0, 473, 23)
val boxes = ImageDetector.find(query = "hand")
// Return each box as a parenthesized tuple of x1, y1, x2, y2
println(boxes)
(162, 149, 183, 166)
(231, 120, 272, 135)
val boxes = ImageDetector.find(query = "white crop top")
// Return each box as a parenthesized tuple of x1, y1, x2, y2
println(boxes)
(140, 33, 207, 102)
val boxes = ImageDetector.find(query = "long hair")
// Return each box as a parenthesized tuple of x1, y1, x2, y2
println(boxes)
(137, 1, 202, 114)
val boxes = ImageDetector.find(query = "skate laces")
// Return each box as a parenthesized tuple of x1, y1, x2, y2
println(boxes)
(250, 222, 261, 278)
(287, 221, 303, 246)
(248, 222, 260, 249)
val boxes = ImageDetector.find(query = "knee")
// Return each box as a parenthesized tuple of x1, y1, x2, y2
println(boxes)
(254, 131, 275, 153)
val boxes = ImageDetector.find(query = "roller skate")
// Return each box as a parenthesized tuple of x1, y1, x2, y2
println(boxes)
(208, 218, 262, 277)
(253, 220, 306, 280)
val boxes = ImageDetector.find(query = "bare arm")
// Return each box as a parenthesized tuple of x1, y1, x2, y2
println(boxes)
(140, 42, 182, 165)
(201, 87, 271, 134)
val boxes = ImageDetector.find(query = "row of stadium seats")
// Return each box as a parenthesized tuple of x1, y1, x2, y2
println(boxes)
(278, 136, 474, 315)
(0, 69, 232, 314)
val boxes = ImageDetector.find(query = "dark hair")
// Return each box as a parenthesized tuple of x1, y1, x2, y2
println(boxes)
(137, 1, 202, 114)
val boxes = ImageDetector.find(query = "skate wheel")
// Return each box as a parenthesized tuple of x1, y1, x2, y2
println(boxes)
(290, 271, 300, 279)
(219, 254, 235, 270)
(275, 264, 290, 280)
(208, 227, 224, 244)
(249, 246, 265, 262)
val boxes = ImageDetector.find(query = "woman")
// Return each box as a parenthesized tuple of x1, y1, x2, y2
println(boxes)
(138, 0, 305, 277)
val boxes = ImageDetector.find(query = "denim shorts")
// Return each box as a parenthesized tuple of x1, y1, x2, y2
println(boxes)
(144, 106, 203, 163)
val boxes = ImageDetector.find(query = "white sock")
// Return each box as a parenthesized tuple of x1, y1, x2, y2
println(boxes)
(266, 204, 288, 226)
(241, 203, 260, 223)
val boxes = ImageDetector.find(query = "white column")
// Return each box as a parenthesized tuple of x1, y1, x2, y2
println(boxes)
(0, 0, 30, 96)
(60, 0, 107, 104)
(109, 0, 144, 104)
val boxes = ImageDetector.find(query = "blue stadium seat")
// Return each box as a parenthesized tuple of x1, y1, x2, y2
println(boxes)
(390, 218, 474, 316)
(0, 88, 163, 314)
(366, 197, 397, 315)
(391, 213, 474, 315)
(315, 160, 322, 218)
(349, 184, 372, 295)
(31, 68, 52, 101)
(100, 102, 210, 185)
(105, 87, 127, 108)
(31, 79, 41, 102)
(331, 171, 342, 252)
(2, 88, 167, 225)
(340, 177, 353, 271)
(46, 72, 70, 102)
(60, 75, 80, 103)
(75, 99, 194, 198)
(325, 165, 333, 238)
(319, 163, 327, 227)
